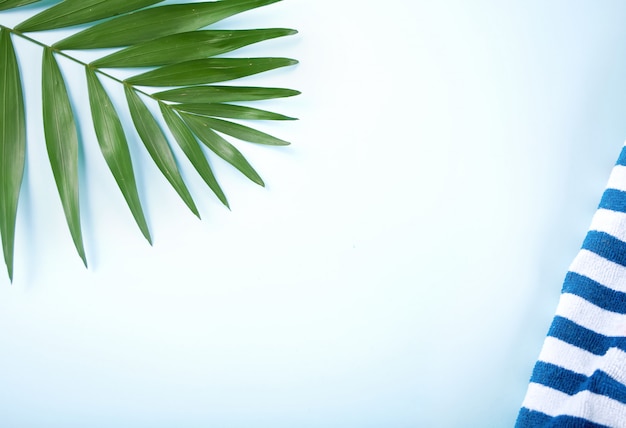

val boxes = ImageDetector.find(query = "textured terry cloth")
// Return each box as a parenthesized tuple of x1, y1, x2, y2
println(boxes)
(516, 143, 626, 428)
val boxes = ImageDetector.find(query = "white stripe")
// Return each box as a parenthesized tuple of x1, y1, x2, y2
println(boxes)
(556, 293, 626, 337)
(589, 209, 626, 243)
(523, 383, 626, 426)
(606, 165, 626, 192)
(538, 337, 597, 376)
(599, 347, 626, 386)
(539, 338, 626, 383)
(569, 250, 626, 293)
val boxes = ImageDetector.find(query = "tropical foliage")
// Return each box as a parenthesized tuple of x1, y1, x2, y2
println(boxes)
(0, 0, 298, 280)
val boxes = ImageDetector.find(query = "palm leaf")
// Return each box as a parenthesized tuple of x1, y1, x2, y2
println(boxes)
(16, 0, 165, 32)
(126, 57, 298, 87)
(86, 69, 152, 244)
(182, 113, 264, 186)
(42, 48, 87, 266)
(160, 104, 229, 208)
(0, 0, 297, 279)
(92, 29, 297, 68)
(174, 103, 296, 121)
(54, 0, 282, 49)
(125, 86, 200, 218)
(154, 86, 300, 103)
(0, 28, 25, 281)
(0, 0, 41, 12)
(193, 117, 290, 146)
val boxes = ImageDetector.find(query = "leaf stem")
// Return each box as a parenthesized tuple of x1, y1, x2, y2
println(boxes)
(1, 25, 155, 100)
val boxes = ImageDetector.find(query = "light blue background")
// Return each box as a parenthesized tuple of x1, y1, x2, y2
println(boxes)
(1, 1, 626, 426)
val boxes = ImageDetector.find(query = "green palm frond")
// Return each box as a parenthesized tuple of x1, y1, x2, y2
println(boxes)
(0, 0, 298, 281)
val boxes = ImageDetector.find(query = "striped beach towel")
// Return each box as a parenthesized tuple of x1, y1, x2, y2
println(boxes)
(516, 144, 626, 427)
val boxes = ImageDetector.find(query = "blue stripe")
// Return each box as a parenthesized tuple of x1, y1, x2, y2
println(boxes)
(515, 408, 610, 428)
(548, 317, 626, 355)
(531, 362, 586, 395)
(531, 362, 626, 404)
(616, 146, 626, 166)
(562, 272, 626, 314)
(582, 231, 626, 267)
(548, 316, 611, 355)
(599, 189, 626, 213)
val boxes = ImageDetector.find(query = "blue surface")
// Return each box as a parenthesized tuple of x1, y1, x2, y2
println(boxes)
(1, 1, 626, 426)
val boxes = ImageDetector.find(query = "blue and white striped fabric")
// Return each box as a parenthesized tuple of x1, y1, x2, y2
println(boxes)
(516, 144, 626, 427)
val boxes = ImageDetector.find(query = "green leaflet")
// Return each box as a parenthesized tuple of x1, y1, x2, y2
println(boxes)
(54, 0, 282, 50)
(124, 86, 200, 218)
(126, 57, 297, 87)
(92, 29, 297, 68)
(0, 0, 41, 12)
(174, 103, 296, 121)
(160, 104, 229, 208)
(182, 113, 264, 186)
(194, 117, 290, 146)
(16, 0, 164, 32)
(154, 85, 301, 103)
(42, 48, 87, 266)
(0, 29, 26, 281)
(86, 68, 152, 244)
